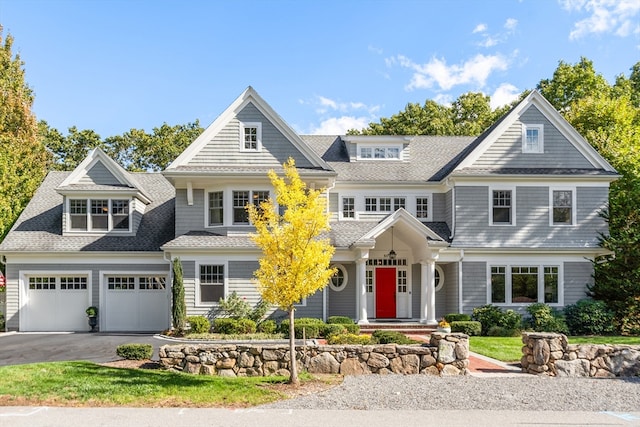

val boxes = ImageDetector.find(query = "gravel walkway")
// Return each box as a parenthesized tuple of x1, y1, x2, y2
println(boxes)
(261, 375, 640, 411)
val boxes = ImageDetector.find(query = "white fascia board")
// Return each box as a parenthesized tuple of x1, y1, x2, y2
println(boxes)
(449, 175, 617, 186)
(454, 247, 610, 259)
(360, 208, 444, 242)
(342, 135, 413, 144)
(5, 252, 168, 265)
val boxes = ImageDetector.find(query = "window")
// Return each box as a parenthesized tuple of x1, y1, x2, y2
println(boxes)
(492, 190, 512, 225)
(551, 189, 574, 225)
(68, 198, 131, 232)
(364, 197, 405, 213)
(140, 276, 166, 290)
(240, 122, 262, 151)
(342, 197, 354, 218)
(490, 264, 561, 305)
(397, 269, 407, 293)
(416, 197, 429, 219)
(60, 277, 87, 290)
(328, 264, 348, 292)
(365, 197, 377, 212)
(394, 198, 406, 210)
(29, 277, 56, 290)
(232, 190, 269, 224)
(29, 276, 88, 291)
(108, 277, 135, 290)
(208, 191, 224, 225)
(522, 124, 543, 153)
(358, 145, 401, 160)
(200, 264, 224, 303)
(366, 270, 373, 293)
(434, 265, 445, 292)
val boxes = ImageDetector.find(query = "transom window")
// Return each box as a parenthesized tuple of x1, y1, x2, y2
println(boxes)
(342, 197, 355, 218)
(492, 190, 513, 225)
(199, 264, 225, 303)
(69, 198, 130, 232)
(358, 145, 401, 160)
(490, 264, 560, 305)
(551, 189, 574, 225)
(522, 124, 544, 153)
(240, 122, 262, 151)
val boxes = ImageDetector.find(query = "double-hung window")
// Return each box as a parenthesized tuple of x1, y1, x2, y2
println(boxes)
(522, 124, 543, 153)
(342, 197, 355, 218)
(491, 190, 513, 225)
(199, 264, 224, 304)
(490, 264, 560, 305)
(232, 190, 269, 224)
(416, 197, 429, 219)
(551, 189, 574, 225)
(208, 191, 224, 226)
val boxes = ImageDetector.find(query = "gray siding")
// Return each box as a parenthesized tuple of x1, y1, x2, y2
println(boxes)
(444, 190, 453, 230)
(453, 186, 608, 248)
(432, 192, 446, 222)
(461, 261, 487, 315)
(328, 263, 356, 319)
(564, 261, 593, 305)
(175, 189, 205, 236)
(189, 102, 315, 168)
(441, 262, 459, 316)
(79, 162, 121, 185)
(473, 106, 593, 169)
(328, 192, 339, 214)
(228, 261, 261, 306)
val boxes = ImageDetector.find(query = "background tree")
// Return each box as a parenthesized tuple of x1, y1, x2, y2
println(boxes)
(172, 257, 186, 334)
(248, 158, 336, 384)
(0, 28, 50, 241)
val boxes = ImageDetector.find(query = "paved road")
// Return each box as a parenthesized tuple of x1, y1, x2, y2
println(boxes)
(0, 332, 165, 366)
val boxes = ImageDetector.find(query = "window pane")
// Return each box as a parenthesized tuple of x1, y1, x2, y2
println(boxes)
(342, 197, 354, 218)
(244, 127, 257, 150)
(379, 198, 391, 211)
(544, 267, 558, 303)
(394, 198, 406, 210)
(525, 129, 539, 151)
(512, 266, 538, 303)
(233, 191, 249, 224)
(365, 198, 377, 212)
(553, 190, 572, 224)
(70, 200, 88, 230)
(491, 266, 506, 303)
(108, 277, 135, 290)
(416, 198, 429, 219)
(492, 191, 512, 224)
(112, 200, 129, 230)
(200, 265, 224, 303)
(140, 276, 166, 290)
(360, 147, 372, 158)
(60, 277, 87, 290)
(209, 191, 224, 225)
(91, 200, 109, 230)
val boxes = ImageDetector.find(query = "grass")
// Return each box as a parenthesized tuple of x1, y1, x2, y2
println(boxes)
(469, 335, 640, 362)
(0, 361, 290, 407)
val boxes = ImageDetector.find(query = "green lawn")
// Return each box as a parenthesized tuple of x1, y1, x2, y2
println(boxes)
(0, 361, 289, 407)
(469, 336, 640, 362)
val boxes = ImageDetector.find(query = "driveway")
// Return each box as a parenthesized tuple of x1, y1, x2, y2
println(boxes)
(0, 332, 167, 366)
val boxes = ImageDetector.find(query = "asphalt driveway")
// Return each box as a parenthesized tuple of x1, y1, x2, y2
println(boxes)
(0, 332, 167, 366)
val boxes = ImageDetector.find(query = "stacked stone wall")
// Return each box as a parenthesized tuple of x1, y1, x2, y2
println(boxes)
(159, 332, 469, 377)
(522, 332, 640, 377)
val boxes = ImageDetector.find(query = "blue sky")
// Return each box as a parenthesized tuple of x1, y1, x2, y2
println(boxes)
(1, 0, 639, 137)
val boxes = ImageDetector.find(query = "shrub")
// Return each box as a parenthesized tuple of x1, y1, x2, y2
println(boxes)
(248, 299, 271, 323)
(487, 326, 522, 337)
(257, 319, 277, 334)
(217, 292, 251, 319)
(213, 318, 238, 334)
(472, 305, 505, 335)
(563, 299, 615, 335)
(620, 297, 640, 336)
(278, 318, 325, 338)
(500, 309, 523, 330)
(342, 323, 360, 335)
(236, 318, 257, 334)
(451, 321, 482, 336)
(116, 343, 153, 360)
(186, 316, 211, 334)
(444, 313, 471, 323)
(526, 303, 568, 334)
(327, 316, 355, 324)
(327, 333, 372, 345)
(321, 324, 347, 338)
(371, 330, 417, 344)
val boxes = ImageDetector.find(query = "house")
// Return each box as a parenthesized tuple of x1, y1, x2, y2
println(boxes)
(0, 87, 618, 332)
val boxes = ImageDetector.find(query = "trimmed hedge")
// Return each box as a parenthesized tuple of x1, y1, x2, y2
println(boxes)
(327, 333, 372, 345)
(256, 319, 277, 334)
(327, 316, 354, 324)
(278, 318, 325, 338)
(563, 299, 615, 335)
(116, 343, 153, 360)
(444, 313, 471, 323)
(451, 321, 481, 336)
(213, 318, 257, 334)
(186, 316, 211, 334)
(371, 330, 418, 345)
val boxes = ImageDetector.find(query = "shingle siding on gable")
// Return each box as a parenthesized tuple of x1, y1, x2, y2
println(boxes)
(473, 106, 593, 169)
(78, 162, 121, 185)
(188, 103, 315, 168)
(453, 186, 607, 248)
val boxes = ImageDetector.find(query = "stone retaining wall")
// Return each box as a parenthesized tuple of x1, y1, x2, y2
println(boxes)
(522, 332, 640, 377)
(159, 333, 469, 377)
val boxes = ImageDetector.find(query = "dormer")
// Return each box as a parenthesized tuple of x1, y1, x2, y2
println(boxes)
(341, 135, 412, 162)
(56, 148, 152, 236)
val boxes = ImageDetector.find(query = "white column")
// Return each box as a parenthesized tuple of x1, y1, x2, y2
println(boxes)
(420, 253, 439, 325)
(356, 258, 369, 324)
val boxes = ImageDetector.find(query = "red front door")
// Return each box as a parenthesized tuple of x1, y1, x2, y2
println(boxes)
(375, 268, 396, 318)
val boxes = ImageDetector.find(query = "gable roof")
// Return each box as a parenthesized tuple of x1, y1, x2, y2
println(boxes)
(452, 90, 617, 173)
(167, 86, 333, 173)
(56, 147, 152, 204)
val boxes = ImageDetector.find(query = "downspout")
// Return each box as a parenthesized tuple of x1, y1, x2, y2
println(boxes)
(458, 249, 464, 314)
(448, 178, 456, 240)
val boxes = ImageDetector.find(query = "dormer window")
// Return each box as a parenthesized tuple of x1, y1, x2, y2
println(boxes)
(240, 122, 262, 152)
(358, 145, 401, 160)
(522, 124, 543, 153)
(68, 198, 130, 232)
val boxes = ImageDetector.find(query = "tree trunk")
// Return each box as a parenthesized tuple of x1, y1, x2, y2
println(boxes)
(288, 308, 299, 385)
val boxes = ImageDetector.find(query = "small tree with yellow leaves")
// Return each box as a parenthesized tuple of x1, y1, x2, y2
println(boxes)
(248, 158, 336, 384)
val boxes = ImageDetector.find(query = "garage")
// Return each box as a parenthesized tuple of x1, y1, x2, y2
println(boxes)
(23, 275, 90, 331)
(104, 274, 170, 332)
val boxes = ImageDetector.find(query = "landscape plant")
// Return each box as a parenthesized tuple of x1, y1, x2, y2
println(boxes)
(171, 257, 186, 334)
(563, 299, 615, 336)
(525, 303, 568, 334)
(116, 343, 153, 360)
(186, 316, 211, 334)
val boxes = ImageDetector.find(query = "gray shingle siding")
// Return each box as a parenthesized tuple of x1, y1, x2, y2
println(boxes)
(564, 261, 593, 305)
(473, 106, 593, 169)
(79, 162, 121, 185)
(228, 261, 260, 305)
(442, 262, 459, 316)
(328, 263, 356, 319)
(175, 189, 205, 237)
(432, 192, 446, 222)
(461, 261, 487, 314)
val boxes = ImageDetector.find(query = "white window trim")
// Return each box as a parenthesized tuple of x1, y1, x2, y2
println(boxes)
(549, 187, 577, 226)
(206, 190, 224, 227)
(240, 122, 262, 152)
(341, 196, 355, 220)
(328, 264, 348, 292)
(489, 186, 516, 226)
(204, 188, 272, 227)
(415, 195, 432, 220)
(66, 197, 132, 234)
(357, 144, 403, 161)
(522, 123, 544, 153)
(195, 261, 228, 307)
(487, 263, 563, 306)
(434, 264, 445, 292)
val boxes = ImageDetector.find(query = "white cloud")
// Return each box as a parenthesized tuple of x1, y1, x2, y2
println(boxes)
(560, 0, 640, 39)
(490, 83, 520, 109)
(473, 19, 518, 47)
(473, 23, 487, 33)
(310, 116, 371, 135)
(397, 54, 510, 91)
(504, 18, 518, 32)
(368, 45, 383, 55)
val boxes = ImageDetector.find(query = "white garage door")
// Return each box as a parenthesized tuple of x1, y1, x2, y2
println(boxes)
(24, 276, 90, 331)
(104, 275, 169, 332)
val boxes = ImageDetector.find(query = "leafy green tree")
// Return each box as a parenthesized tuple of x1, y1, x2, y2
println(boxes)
(40, 123, 104, 171)
(248, 158, 336, 384)
(0, 28, 50, 241)
(172, 257, 186, 334)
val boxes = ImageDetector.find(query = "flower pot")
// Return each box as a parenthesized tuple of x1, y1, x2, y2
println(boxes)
(88, 316, 98, 332)
(437, 327, 451, 333)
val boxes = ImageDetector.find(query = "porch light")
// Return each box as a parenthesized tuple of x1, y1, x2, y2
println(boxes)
(388, 226, 397, 260)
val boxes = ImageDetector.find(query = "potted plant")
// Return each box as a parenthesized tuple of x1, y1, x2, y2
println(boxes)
(86, 306, 98, 332)
(437, 318, 451, 333)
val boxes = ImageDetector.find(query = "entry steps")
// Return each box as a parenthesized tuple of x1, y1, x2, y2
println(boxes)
(359, 322, 437, 335)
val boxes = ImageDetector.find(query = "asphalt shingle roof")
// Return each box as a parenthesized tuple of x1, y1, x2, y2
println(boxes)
(0, 171, 175, 253)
